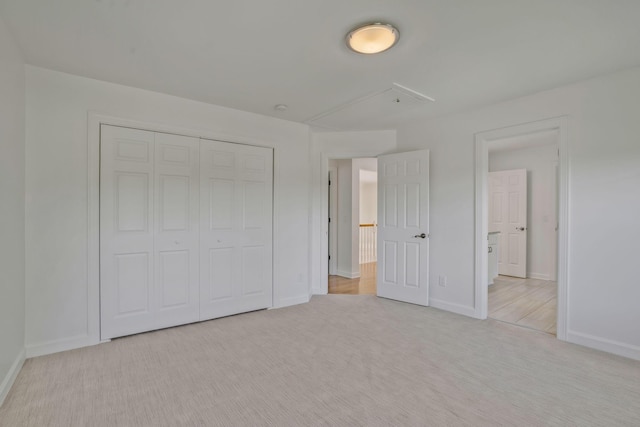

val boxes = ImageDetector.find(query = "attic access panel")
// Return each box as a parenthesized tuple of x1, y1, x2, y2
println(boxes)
(307, 83, 435, 130)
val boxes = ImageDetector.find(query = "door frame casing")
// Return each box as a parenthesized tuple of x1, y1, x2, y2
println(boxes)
(474, 116, 569, 340)
(327, 165, 338, 275)
(88, 112, 279, 345)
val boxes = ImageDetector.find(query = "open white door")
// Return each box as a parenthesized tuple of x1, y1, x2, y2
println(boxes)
(377, 150, 429, 305)
(489, 169, 527, 278)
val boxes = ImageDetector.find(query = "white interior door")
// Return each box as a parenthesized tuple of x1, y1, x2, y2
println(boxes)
(199, 139, 273, 320)
(100, 126, 199, 339)
(489, 169, 527, 278)
(377, 150, 430, 305)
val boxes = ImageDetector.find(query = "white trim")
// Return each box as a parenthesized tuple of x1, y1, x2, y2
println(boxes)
(474, 117, 570, 341)
(336, 269, 361, 279)
(556, 119, 570, 341)
(0, 348, 25, 407)
(87, 113, 101, 350)
(272, 146, 281, 308)
(567, 330, 640, 361)
(527, 273, 552, 281)
(307, 130, 314, 300)
(88, 112, 281, 346)
(273, 294, 310, 309)
(25, 334, 107, 358)
(328, 165, 338, 276)
(429, 299, 476, 318)
(316, 153, 330, 295)
(474, 133, 489, 320)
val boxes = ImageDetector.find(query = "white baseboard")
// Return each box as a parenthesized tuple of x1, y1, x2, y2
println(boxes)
(273, 294, 310, 309)
(430, 299, 477, 318)
(25, 334, 101, 358)
(0, 348, 25, 407)
(527, 272, 552, 281)
(336, 269, 360, 279)
(567, 330, 640, 361)
(312, 287, 328, 295)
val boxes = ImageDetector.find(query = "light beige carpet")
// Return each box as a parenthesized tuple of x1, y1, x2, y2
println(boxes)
(1, 295, 639, 426)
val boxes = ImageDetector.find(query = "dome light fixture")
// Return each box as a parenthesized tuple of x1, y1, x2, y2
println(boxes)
(346, 23, 399, 54)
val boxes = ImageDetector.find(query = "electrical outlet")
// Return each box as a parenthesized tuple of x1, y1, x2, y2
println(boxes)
(438, 275, 447, 287)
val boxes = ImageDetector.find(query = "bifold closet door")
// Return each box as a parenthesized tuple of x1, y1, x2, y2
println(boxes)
(100, 125, 200, 339)
(199, 139, 273, 320)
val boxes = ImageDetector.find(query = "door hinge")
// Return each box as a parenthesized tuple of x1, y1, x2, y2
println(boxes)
(328, 180, 331, 185)
(328, 217, 331, 223)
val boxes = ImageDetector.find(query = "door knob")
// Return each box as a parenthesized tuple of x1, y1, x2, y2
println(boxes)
(414, 233, 427, 239)
(516, 227, 526, 231)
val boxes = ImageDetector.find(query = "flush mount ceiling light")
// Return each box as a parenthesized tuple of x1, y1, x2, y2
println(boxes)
(346, 23, 399, 54)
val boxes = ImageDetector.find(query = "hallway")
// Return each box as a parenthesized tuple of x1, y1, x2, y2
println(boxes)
(328, 262, 376, 295)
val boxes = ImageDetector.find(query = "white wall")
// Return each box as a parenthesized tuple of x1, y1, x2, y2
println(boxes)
(355, 158, 377, 173)
(359, 178, 377, 225)
(0, 14, 26, 403)
(336, 160, 359, 278)
(25, 66, 311, 356)
(396, 66, 640, 359)
(490, 143, 558, 280)
(358, 158, 378, 225)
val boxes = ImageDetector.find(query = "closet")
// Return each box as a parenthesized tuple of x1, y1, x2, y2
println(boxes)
(100, 125, 273, 339)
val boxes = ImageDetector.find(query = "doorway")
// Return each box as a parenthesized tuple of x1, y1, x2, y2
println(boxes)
(327, 158, 378, 295)
(487, 131, 559, 334)
(475, 117, 569, 340)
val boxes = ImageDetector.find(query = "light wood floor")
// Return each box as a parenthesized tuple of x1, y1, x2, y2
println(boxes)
(330, 267, 557, 334)
(328, 262, 376, 294)
(489, 275, 557, 335)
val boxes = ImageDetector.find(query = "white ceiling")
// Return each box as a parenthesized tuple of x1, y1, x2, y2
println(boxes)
(2, 0, 640, 130)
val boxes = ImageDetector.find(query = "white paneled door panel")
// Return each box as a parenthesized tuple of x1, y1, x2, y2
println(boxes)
(488, 169, 527, 278)
(101, 126, 199, 339)
(377, 150, 430, 306)
(101, 126, 156, 338)
(153, 132, 200, 328)
(199, 140, 273, 320)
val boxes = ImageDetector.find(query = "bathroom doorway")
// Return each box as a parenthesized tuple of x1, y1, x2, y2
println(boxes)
(487, 134, 558, 334)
